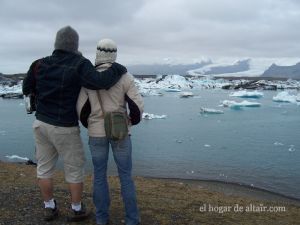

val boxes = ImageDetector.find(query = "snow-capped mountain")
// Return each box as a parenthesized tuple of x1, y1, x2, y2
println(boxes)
(128, 58, 300, 78)
(262, 62, 300, 79)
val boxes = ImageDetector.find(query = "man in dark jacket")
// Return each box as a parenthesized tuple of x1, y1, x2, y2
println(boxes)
(22, 26, 127, 222)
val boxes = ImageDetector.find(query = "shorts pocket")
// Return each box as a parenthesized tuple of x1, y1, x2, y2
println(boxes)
(54, 126, 80, 135)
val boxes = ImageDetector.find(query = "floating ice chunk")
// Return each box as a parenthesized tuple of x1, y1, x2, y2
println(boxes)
(274, 142, 284, 146)
(176, 139, 183, 143)
(200, 107, 224, 114)
(204, 144, 211, 148)
(141, 89, 163, 97)
(288, 145, 296, 152)
(221, 100, 261, 109)
(296, 94, 300, 102)
(186, 170, 195, 175)
(229, 90, 264, 98)
(142, 113, 167, 120)
(5, 155, 29, 161)
(164, 88, 181, 92)
(179, 92, 194, 98)
(273, 91, 297, 103)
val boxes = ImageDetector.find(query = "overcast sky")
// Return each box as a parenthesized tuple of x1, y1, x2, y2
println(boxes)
(0, 0, 299, 73)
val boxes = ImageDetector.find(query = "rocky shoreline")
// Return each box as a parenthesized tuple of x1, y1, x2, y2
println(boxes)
(0, 161, 299, 225)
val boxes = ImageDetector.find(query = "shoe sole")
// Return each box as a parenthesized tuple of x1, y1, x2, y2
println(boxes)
(66, 212, 90, 222)
(44, 210, 59, 221)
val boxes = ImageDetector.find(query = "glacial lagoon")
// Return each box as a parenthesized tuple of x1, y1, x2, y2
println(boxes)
(0, 89, 299, 199)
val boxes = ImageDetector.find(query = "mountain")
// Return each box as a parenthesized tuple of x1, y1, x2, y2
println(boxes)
(0, 74, 13, 85)
(262, 63, 300, 79)
(0, 73, 25, 85)
(190, 59, 250, 76)
(127, 62, 211, 75)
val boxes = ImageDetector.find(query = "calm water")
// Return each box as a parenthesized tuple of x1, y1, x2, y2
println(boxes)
(0, 89, 299, 199)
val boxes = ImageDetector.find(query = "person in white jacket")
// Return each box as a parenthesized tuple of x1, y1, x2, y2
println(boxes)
(77, 39, 143, 225)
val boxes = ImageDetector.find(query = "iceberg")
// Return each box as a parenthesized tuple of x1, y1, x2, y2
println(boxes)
(288, 145, 296, 152)
(5, 155, 29, 161)
(229, 90, 264, 98)
(143, 113, 167, 120)
(200, 107, 224, 114)
(180, 92, 194, 98)
(140, 89, 163, 97)
(274, 142, 284, 146)
(272, 91, 298, 103)
(0, 82, 23, 95)
(221, 100, 261, 109)
(164, 88, 181, 92)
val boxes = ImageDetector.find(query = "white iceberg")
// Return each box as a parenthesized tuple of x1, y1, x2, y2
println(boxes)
(142, 113, 167, 120)
(229, 90, 264, 98)
(288, 145, 296, 152)
(200, 107, 224, 114)
(180, 92, 194, 98)
(140, 89, 163, 97)
(221, 100, 261, 109)
(274, 142, 284, 146)
(164, 88, 181, 92)
(0, 82, 23, 95)
(5, 155, 29, 161)
(272, 91, 298, 103)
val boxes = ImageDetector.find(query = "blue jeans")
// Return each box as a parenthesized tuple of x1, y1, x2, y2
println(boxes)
(89, 136, 140, 225)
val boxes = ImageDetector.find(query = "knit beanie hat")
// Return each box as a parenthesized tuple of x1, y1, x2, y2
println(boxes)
(54, 26, 79, 53)
(95, 38, 117, 65)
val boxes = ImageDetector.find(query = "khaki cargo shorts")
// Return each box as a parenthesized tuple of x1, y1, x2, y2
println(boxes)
(33, 120, 85, 183)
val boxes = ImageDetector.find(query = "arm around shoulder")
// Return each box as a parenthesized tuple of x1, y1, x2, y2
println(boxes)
(22, 60, 39, 95)
(78, 58, 127, 90)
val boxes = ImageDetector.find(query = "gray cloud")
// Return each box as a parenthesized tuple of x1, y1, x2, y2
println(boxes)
(0, 0, 299, 73)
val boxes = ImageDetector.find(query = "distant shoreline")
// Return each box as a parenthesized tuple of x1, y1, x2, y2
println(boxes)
(133, 74, 300, 81)
(150, 177, 300, 206)
(2, 73, 300, 81)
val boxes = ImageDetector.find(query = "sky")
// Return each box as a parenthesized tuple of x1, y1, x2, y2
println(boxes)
(0, 0, 300, 74)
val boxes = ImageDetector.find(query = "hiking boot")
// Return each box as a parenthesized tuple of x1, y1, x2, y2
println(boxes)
(67, 203, 90, 222)
(43, 201, 59, 221)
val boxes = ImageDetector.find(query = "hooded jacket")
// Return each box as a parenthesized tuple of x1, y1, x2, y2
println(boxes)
(22, 50, 127, 127)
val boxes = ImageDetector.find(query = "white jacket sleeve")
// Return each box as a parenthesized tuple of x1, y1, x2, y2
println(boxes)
(124, 74, 144, 125)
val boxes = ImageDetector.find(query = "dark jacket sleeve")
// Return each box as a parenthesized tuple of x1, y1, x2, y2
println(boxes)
(22, 60, 39, 95)
(78, 58, 127, 90)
